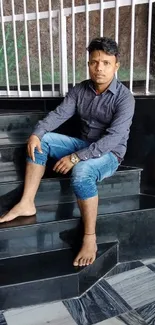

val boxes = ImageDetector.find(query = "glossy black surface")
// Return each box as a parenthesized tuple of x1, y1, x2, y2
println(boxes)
(0, 194, 155, 260)
(96, 207, 155, 262)
(0, 97, 155, 310)
(0, 112, 44, 132)
(0, 168, 141, 199)
(0, 194, 154, 222)
(79, 242, 118, 294)
(104, 261, 144, 278)
(0, 242, 117, 310)
(0, 274, 79, 310)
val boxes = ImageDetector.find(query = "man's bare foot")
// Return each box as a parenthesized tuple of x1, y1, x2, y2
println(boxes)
(73, 234, 97, 267)
(0, 202, 36, 223)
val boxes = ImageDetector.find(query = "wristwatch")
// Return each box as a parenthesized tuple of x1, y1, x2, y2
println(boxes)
(70, 153, 80, 165)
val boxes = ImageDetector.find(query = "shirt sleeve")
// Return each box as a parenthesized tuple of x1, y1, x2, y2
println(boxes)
(32, 86, 78, 140)
(76, 92, 135, 160)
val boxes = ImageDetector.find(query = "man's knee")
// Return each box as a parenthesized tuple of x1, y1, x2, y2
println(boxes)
(71, 162, 94, 181)
(71, 162, 97, 199)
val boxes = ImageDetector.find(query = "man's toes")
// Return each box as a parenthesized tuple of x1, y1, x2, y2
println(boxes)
(0, 215, 8, 223)
(79, 258, 84, 267)
(73, 259, 79, 266)
(81, 258, 87, 266)
(86, 258, 91, 265)
(90, 257, 95, 264)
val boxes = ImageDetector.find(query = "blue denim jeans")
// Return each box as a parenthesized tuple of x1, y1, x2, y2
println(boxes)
(27, 132, 119, 200)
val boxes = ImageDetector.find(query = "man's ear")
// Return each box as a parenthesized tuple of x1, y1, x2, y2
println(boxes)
(116, 62, 120, 72)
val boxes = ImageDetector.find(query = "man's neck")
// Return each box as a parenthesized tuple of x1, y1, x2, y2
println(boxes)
(94, 78, 114, 94)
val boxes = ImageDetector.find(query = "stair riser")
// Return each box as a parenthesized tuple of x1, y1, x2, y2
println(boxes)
(0, 244, 117, 310)
(0, 207, 154, 260)
(0, 274, 79, 310)
(0, 193, 142, 219)
(0, 171, 141, 211)
(0, 113, 44, 132)
(0, 146, 26, 167)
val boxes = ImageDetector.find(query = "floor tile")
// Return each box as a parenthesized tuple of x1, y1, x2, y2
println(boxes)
(105, 261, 143, 279)
(141, 258, 155, 265)
(146, 263, 155, 273)
(4, 301, 75, 325)
(64, 279, 131, 325)
(94, 310, 147, 324)
(106, 265, 155, 309)
(0, 314, 7, 325)
(136, 300, 155, 325)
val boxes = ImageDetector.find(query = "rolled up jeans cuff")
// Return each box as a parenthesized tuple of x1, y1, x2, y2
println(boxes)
(26, 156, 46, 166)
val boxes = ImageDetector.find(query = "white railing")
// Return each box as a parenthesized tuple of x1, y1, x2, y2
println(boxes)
(0, 0, 154, 97)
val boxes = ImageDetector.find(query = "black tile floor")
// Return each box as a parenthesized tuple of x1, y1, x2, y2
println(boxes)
(2, 258, 155, 325)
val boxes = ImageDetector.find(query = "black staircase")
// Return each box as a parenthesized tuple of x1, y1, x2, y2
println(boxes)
(0, 99, 155, 311)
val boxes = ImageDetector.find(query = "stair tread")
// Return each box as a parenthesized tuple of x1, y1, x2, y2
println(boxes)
(0, 134, 28, 146)
(0, 111, 43, 115)
(0, 165, 142, 180)
(0, 194, 154, 230)
(0, 242, 114, 286)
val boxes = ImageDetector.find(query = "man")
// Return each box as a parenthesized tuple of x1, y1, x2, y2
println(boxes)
(0, 37, 135, 267)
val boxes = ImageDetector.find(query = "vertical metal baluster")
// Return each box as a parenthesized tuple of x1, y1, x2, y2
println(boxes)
(115, 0, 119, 79)
(49, 0, 55, 96)
(0, 0, 10, 96)
(11, 0, 21, 96)
(146, 0, 153, 94)
(72, 0, 76, 86)
(36, 0, 43, 97)
(100, 0, 104, 37)
(23, 0, 32, 97)
(130, 0, 135, 93)
(59, 0, 68, 96)
(86, 0, 89, 79)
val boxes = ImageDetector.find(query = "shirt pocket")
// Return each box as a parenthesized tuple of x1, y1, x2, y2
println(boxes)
(96, 104, 113, 124)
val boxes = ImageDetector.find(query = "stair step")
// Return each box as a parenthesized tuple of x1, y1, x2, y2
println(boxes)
(0, 111, 44, 133)
(0, 134, 28, 146)
(0, 242, 117, 310)
(0, 167, 141, 206)
(104, 260, 144, 279)
(0, 193, 147, 220)
(0, 194, 154, 259)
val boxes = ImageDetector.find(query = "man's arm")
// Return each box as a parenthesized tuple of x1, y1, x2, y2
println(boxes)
(76, 93, 135, 160)
(32, 87, 78, 140)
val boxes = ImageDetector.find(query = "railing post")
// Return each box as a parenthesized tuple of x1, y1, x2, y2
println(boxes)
(59, 0, 68, 96)
(146, 0, 153, 94)
(130, 0, 135, 93)
(0, 0, 10, 96)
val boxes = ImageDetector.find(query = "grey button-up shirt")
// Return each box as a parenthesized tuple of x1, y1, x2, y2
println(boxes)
(33, 77, 135, 161)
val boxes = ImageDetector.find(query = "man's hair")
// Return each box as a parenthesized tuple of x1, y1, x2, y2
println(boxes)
(87, 37, 120, 62)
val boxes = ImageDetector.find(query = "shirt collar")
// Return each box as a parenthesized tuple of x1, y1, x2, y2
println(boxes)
(89, 76, 117, 95)
(108, 76, 117, 94)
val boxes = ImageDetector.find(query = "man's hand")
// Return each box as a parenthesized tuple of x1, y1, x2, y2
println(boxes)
(53, 155, 74, 174)
(27, 135, 43, 161)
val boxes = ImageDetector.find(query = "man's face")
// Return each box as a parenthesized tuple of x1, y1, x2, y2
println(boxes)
(88, 50, 120, 85)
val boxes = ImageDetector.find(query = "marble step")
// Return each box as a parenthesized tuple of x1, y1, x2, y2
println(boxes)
(0, 242, 117, 311)
(0, 194, 155, 260)
(0, 193, 150, 219)
(0, 111, 44, 133)
(0, 167, 141, 204)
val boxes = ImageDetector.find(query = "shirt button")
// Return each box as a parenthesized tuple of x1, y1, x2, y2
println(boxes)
(85, 156, 88, 160)
(98, 154, 101, 157)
